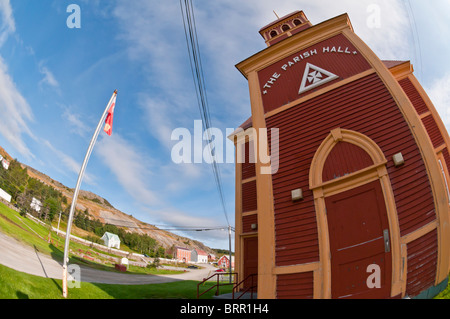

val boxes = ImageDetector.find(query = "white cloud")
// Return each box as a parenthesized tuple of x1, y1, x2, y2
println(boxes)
(426, 73, 450, 131)
(113, 1, 186, 92)
(0, 1, 35, 159)
(293, 0, 410, 59)
(113, 1, 201, 149)
(61, 106, 90, 137)
(95, 132, 208, 205)
(95, 133, 161, 206)
(42, 139, 96, 185)
(0, 56, 35, 159)
(144, 207, 231, 244)
(38, 62, 59, 89)
(95, 132, 227, 233)
(0, 0, 15, 47)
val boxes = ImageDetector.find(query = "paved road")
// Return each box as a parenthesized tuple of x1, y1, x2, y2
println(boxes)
(0, 231, 217, 285)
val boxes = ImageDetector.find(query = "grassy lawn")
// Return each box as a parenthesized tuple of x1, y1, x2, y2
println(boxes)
(0, 202, 182, 276)
(434, 281, 450, 299)
(0, 202, 232, 299)
(0, 263, 232, 299)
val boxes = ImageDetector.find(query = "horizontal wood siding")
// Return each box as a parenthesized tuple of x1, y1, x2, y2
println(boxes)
(277, 272, 314, 299)
(398, 77, 429, 115)
(421, 114, 445, 149)
(242, 180, 257, 213)
(241, 141, 256, 180)
(399, 77, 445, 149)
(265, 73, 436, 267)
(443, 148, 450, 177)
(242, 214, 258, 234)
(268, 33, 289, 46)
(322, 142, 374, 182)
(406, 228, 438, 297)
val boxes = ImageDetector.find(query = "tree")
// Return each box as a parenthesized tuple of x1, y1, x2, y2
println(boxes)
(44, 197, 61, 222)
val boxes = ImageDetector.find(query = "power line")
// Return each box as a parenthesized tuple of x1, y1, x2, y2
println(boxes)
(179, 0, 230, 226)
(83, 215, 234, 232)
(407, 0, 423, 80)
(101, 223, 232, 232)
(403, 0, 423, 80)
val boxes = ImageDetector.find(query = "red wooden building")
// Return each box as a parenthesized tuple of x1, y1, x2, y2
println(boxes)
(217, 255, 235, 269)
(230, 11, 450, 299)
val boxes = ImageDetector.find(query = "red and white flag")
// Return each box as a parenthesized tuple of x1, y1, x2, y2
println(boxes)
(104, 93, 117, 136)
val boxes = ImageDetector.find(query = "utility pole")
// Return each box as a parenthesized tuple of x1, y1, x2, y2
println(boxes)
(228, 225, 232, 283)
(57, 211, 62, 235)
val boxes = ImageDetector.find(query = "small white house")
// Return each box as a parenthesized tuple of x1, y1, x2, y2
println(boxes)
(101, 232, 121, 249)
(0, 188, 11, 202)
(191, 249, 208, 263)
(1, 159, 9, 170)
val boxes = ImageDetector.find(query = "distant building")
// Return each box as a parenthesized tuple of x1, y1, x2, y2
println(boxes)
(191, 249, 208, 263)
(208, 253, 216, 262)
(101, 232, 121, 249)
(0, 188, 11, 203)
(170, 246, 191, 262)
(217, 255, 234, 269)
(1, 159, 9, 170)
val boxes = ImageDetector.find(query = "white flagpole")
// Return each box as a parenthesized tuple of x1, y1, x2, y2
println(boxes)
(62, 89, 117, 298)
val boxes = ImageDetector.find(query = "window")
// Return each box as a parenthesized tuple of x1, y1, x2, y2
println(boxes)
(282, 24, 290, 32)
(270, 30, 278, 38)
(293, 19, 302, 26)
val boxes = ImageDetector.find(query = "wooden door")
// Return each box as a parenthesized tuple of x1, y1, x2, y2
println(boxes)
(243, 237, 258, 290)
(325, 180, 392, 299)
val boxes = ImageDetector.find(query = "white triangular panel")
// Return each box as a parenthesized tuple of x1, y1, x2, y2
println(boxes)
(299, 63, 339, 94)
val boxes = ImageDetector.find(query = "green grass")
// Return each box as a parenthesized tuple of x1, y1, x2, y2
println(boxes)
(0, 203, 232, 299)
(0, 204, 57, 255)
(0, 203, 182, 276)
(0, 263, 232, 299)
(434, 280, 450, 299)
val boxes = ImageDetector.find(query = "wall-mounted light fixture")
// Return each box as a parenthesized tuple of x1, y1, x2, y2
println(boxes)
(291, 188, 303, 202)
(393, 152, 405, 167)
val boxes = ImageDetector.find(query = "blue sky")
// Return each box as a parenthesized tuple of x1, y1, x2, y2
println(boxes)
(0, 0, 449, 249)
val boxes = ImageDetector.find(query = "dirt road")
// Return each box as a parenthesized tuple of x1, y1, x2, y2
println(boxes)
(0, 231, 217, 285)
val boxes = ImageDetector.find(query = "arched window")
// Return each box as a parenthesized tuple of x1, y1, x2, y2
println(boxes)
(293, 19, 301, 26)
(282, 24, 290, 32)
(270, 30, 278, 38)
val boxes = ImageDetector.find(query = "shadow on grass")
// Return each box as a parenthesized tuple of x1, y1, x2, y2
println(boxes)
(45, 240, 232, 299)
(34, 244, 62, 294)
(16, 291, 29, 299)
(90, 279, 233, 299)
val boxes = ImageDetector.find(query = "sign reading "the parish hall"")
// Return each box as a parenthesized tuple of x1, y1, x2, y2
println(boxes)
(257, 33, 372, 113)
(261, 45, 358, 95)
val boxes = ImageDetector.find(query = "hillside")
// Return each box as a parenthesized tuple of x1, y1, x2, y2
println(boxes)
(0, 146, 217, 256)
